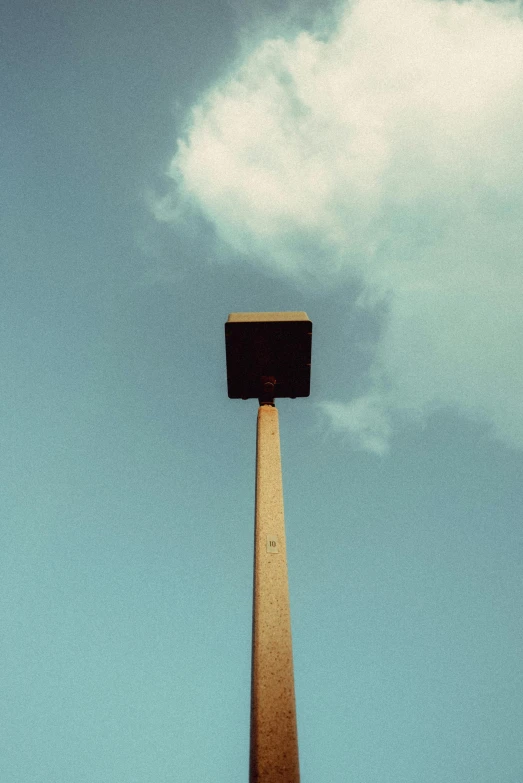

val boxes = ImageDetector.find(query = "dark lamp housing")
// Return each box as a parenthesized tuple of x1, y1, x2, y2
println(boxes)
(225, 312, 312, 401)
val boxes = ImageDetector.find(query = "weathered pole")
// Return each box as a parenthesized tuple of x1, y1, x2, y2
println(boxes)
(224, 311, 311, 782)
(249, 402, 300, 783)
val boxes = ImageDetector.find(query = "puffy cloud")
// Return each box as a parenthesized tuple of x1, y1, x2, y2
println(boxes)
(158, 0, 523, 451)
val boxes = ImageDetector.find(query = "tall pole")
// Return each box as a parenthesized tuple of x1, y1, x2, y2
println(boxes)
(250, 402, 300, 783)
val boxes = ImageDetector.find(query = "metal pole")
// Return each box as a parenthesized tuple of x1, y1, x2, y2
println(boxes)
(249, 402, 300, 782)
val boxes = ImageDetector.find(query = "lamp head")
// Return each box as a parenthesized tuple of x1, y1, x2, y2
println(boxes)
(225, 312, 312, 404)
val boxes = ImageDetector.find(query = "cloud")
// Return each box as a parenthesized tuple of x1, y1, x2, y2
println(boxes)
(158, 0, 523, 452)
(319, 395, 393, 455)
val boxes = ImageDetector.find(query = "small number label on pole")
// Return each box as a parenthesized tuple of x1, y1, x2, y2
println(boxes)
(266, 535, 279, 553)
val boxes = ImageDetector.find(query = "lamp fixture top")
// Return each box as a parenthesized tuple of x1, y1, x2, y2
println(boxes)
(227, 311, 310, 323)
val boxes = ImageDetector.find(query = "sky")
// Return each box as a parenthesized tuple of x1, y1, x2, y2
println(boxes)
(1, 0, 522, 780)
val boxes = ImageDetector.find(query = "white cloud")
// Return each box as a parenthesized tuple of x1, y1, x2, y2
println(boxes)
(159, 0, 523, 452)
(319, 395, 393, 455)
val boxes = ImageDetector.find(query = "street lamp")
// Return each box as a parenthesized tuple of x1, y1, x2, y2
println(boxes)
(225, 312, 312, 783)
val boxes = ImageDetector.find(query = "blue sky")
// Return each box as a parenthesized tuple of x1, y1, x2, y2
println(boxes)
(1, 0, 522, 780)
